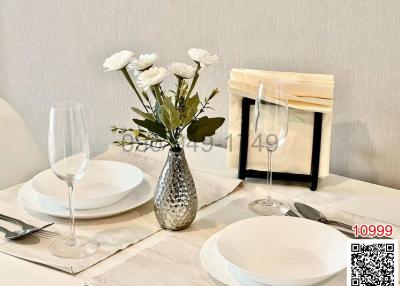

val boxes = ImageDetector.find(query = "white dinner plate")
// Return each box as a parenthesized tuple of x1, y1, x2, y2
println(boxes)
(31, 160, 144, 209)
(200, 231, 345, 286)
(19, 174, 155, 219)
(200, 232, 264, 286)
(217, 216, 347, 286)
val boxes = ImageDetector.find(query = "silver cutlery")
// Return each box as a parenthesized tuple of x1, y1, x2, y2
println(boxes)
(293, 203, 391, 239)
(285, 208, 356, 238)
(294, 202, 353, 230)
(0, 213, 56, 240)
(0, 222, 54, 240)
(285, 209, 300, 217)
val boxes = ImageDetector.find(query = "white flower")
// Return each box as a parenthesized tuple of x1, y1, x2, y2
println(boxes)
(188, 48, 218, 66)
(168, 62, 196, 79)
(137, 67, 169, 87)
(127, 53, 158, 72)
(103, 50, 134, 71)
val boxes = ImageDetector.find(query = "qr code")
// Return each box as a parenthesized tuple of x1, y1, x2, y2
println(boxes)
(348, 240, 398, 286)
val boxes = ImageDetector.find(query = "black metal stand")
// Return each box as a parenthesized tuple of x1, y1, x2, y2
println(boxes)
(238, 97, 323, 191)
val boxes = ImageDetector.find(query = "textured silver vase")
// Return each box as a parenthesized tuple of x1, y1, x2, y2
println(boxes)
(154, 148, 198, 231)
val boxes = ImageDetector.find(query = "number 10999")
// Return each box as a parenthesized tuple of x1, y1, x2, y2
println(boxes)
(352, 224, 393, 238)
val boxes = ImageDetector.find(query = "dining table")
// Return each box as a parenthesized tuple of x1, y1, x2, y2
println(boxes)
(1, 144, 399, 286)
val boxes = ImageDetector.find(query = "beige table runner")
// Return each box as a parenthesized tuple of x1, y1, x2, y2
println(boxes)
(90, 187, 400, 286)
(0, 150, 242, 274)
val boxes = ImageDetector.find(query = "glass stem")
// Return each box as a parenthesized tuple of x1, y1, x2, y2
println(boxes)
(67, 181, 76, 243)
(266, 150, 273, 204)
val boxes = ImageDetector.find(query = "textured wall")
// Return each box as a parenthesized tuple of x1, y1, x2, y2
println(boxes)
(0, 1, 399, 188)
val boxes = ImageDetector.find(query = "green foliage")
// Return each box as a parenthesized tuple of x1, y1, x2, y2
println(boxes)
(133, 118, 167, 139)
(154, 102, 162, 122)
(187, 116, 225, 142)
(142, 91, 149, 101)
(180, 81, 189, 98)
(208, 88, 219, 101)
(111, 61, 224, 150)
(182, 94, 200, 125)
(131, 107, 155, 122)
(159, 97, 181, 130)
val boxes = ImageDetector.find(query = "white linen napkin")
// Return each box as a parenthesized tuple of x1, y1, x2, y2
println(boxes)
(0, 148, 242, 274)
(226, 69, 334, 177)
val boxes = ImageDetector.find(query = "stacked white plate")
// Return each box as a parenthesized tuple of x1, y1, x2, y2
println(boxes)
(200, 216, 347, 286)
(19, 160, 155, 219)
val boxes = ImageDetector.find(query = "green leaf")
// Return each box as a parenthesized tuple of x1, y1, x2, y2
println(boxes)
(131, 107, 155, 122)
(208, 88, 219, 101)
(187, 116, 225, 142)
(133, 118, 167, 139)
(182, 94, 200, 125)
(159, 97, 181, 130)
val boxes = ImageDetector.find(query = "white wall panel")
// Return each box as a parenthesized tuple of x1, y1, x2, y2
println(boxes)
(0, 0, 399, 188)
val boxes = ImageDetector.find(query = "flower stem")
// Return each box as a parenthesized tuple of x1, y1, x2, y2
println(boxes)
(186, 63, 201, 99)
(152, 85, 163, 104)
(121, 67, 149, 112)
(176, 77, 183, 108)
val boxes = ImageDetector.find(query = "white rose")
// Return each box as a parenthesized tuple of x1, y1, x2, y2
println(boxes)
(188, 48, 218, 66)
(128, 53, 158, 72)
(103, 50, 134, 71)
(168, 62, 196, 79)
(137, 67, 169, 87)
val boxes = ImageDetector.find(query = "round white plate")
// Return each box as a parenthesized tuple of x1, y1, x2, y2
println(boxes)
(19, 174, 155, 219)
(200, 232, 264, 286)
(31, 160, 144, 209)
(217, 216, 347, 286)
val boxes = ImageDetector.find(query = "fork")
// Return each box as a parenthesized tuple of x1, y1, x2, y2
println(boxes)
(0, 223, 55, 240)
(0, 213, 57, 239)
(285, 209, 356, 238)
(285, 209, 299, 218)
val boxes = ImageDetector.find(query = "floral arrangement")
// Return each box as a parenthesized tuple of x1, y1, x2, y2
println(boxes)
(104, 48, 224, 151)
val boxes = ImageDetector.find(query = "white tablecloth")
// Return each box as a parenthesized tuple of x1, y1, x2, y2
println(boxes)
(1, 146, 400, 286)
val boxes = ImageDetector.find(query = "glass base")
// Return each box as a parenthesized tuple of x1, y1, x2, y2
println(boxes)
(249, 199, 288, 216)
(49, 236, 98, 258)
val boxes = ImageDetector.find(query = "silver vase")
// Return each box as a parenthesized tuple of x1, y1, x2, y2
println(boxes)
(154, 148, 198, 231)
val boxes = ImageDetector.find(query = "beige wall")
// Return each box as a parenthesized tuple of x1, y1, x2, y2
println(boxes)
(0, 0, 399, 189)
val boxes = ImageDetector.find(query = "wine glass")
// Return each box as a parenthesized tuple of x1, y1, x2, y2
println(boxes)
(249, 80, 289, 216)
(48, 101, 98, 258)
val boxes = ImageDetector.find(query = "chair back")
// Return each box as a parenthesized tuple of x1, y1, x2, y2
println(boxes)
(0, 98, 47, 190)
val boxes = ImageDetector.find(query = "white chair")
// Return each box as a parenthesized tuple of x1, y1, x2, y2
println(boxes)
(0, 98, 48, 190)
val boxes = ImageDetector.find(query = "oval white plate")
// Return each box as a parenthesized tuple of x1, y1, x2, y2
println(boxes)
(19, 174, 155, 219)
(217, 216, 347, 286)
(31, 160, 144, 209)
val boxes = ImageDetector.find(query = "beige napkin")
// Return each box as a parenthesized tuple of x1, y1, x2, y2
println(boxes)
(90, 187, 399, 286)
(226, 69, 334, 177)
(0, 149, 242, 274)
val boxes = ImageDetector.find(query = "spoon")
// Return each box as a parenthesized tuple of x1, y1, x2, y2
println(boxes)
(294, 202, 353, 230)
(0, 223, 54, 240)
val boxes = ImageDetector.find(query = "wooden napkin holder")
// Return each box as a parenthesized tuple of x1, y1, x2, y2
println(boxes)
(238, 97, 323, 191)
